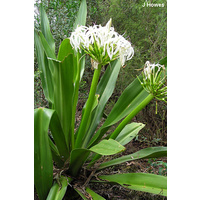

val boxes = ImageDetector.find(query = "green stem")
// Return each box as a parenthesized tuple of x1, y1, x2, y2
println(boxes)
(75, 65, 102, 148)
(109, 94, 154, 140)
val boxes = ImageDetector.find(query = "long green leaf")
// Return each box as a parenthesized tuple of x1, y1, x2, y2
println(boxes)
(74, 188, 88, 200)
(74, 187, 106, 200)
(88, 78, 151, 147)
(57, 38, 73, 62)
(90, 139, 125, 155)
(40, 4, 55, 53)
(34, 108, 53, 200)
(49, 111, 69, 161)
(35, 107, 69, 165)
(103, 77, 147, 127)
(48, 138, 64, 168)
(98, 173, 167, 196)
(82, 59, 121, 147)
(34, 30, 54, 105)
(68, 149, 90, 177)
(79, 94, 100, 137)
(46, 176, 72, 200)
(115, 122, 145, 145)
(73, 0, 87, 31)
(40, 32, 56, 60)
(86, 187, 106, 200)
(51, 55, 75, 152)
(68, 139, 125, 177)
(57, 38, 85, 149)
(98, 146, 167, 170)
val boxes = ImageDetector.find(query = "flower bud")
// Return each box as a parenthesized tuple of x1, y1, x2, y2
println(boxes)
(138, 61, 167, 102)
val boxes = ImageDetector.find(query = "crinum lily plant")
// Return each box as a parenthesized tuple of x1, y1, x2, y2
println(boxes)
(34, 1, 167, 200)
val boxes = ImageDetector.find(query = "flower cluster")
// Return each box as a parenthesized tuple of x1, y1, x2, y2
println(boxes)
(138, 61, 167, 102)
(70, 19, 134, 69)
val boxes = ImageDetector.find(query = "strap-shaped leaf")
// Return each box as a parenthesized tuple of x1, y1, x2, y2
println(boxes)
(48, 138, 64, 168)
(68, 149, 90, 177)
(57, 38, 85, 82)
(46, 176, 72, 200)
(49, 111, 69, 160)
(51, 55, 75, 151)
(74, 188, 88, 200)
(74, 187, 106, 200)
(98, 146, 167, 170)
(99, 173, 167, 196)
(40, 4, 55, 53)
(79, 94, 100, 137)
(73, 0, 87, 31)
(34, 30, 54, 105)
(115, 122, 145, 145)
(34, 108, 53, 200)
(86, 188, 106, 200)
(68, 139, 125, 177)
(88, 78, 152, 147)
(82, 59, 121, 147)
(103, 77, 147, 127)
(90, 139, 125, 155)
(39, 32, 56, 60)
(57, 38, 73, 62)
(56, 38, 85, 150)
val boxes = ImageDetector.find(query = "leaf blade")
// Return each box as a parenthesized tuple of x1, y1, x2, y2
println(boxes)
(46, 176, 72, 200)
(49, 111, 69, 161)
(39, 32, 56, 60)
(115, 122, 145, 145)
(52, 55, 75, 152)
(90, 139, 125, 156)
(98, 146, 167, 170)
(34, 30, 54, 105)
(86, 187, 106, 200)
(34, 108, 53, 200)
(73, 0, 87, 31)
(99, 173, 167, 196)
(40, 4, 55, 53)
(57, 38, 73, 62)
(68, 139, 125, 177)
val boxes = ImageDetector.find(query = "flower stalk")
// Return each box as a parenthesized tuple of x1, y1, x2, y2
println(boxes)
(75, 64, 102, 148)
(109, 93, 154, 140)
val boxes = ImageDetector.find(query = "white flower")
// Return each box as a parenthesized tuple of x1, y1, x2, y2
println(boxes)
(138, 61, 167, 102)
(143, 61, 163, 80)
(70, 19, 134, 69)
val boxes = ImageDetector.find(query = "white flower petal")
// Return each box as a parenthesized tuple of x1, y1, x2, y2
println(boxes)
(70, 20, 134, 66)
